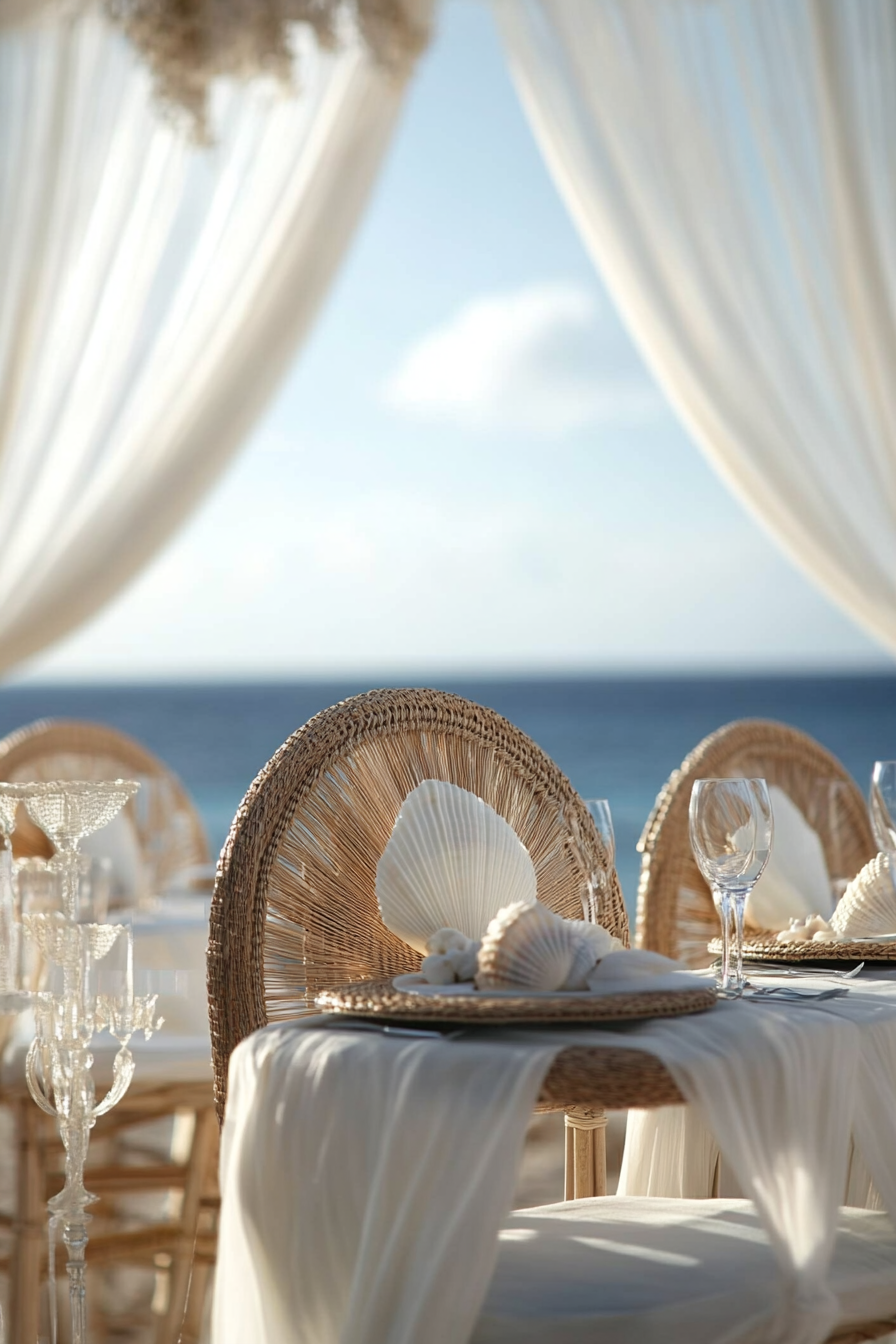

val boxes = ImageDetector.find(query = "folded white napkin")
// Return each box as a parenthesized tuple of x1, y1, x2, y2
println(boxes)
(746, 785, 833, 931)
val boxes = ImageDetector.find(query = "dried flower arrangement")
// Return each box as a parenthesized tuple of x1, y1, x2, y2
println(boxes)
(103, 0, 431, 140)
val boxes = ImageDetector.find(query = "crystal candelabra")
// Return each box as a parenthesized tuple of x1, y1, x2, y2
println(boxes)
(8, 780, 163, 1344)
(0, 788, 24, 1014)
(0, 790, 33, 1344)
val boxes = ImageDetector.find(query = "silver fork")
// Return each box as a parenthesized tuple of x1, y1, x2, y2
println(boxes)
(745, 985, 850, 1002)
(314, 1019, 466, 1040)
(744, 961, 864, 981)
(713, 958, 864, 980)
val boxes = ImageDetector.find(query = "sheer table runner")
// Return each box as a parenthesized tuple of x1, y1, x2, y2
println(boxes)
(620, 973, 896, 1214)
(214, 1001, 886, 1344)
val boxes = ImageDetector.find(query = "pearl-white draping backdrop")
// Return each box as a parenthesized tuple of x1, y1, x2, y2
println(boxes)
(493, 0, 896, 656)
(0, 2, 428, 674)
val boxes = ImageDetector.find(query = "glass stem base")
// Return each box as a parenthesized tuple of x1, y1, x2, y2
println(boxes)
(716, 887, 749, 998)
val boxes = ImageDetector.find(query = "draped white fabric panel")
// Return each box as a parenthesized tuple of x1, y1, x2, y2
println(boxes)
(493, 0, 896, 655)
(215, 999, 888, 1344)
(0, 5, 421, 673)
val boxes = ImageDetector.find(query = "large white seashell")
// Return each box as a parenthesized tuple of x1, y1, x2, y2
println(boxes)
(376, 780, 537, 955)
(476, 901, 603, 992)
(831, 852, 896, 938)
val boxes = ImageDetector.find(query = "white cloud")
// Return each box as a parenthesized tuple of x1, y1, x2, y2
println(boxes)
(383, 283, 663, 435)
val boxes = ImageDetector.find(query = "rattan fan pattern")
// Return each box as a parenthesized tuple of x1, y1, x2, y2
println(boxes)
(0, 718, 209, 889)
(209, 688, 629, 1120)
(636, 719, 875, 964)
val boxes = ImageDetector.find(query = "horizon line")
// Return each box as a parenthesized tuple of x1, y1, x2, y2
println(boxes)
(5, 665, 896, 690)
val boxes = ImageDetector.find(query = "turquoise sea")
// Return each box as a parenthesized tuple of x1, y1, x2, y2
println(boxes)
(0, 675, 894, 917)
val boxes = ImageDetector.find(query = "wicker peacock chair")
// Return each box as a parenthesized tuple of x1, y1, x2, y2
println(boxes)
(0, 717, 209, 887)
(636, 719, 876, 965)
(0, 719, 214, 1344)
(209, 699, 896, 1344)
(209, 688, 629, 1200)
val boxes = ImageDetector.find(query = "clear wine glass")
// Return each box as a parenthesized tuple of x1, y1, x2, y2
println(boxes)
(870, 762, 896, 855)
(582, 799, 616, 924)
(689, 779, 773, 998)
(807, 779, 858, 904)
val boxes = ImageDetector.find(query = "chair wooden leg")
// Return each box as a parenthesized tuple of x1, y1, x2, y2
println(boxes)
(564, 1107, 608, 1199)
(178, 1257, 212, 1344)
(11, 1099, 44, 1344)
(157, 1109, 219, 1344)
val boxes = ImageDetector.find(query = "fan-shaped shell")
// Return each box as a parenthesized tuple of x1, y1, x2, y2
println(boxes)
(476, 900, 597, 991)
(376, 780, 537, 955)
(831, 852, 896, 938)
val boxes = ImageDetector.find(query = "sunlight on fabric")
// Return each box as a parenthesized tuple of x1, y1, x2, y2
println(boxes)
(572, 1235, 699, 1266)
(0, 2, 429, 675)
(494, 0, 896, 656)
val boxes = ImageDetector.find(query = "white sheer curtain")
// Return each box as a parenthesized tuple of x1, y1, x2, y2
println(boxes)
(0, 3, 428, 674)
(493, 0, 896, 656)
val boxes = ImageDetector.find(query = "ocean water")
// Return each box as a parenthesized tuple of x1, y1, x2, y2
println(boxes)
(0, 675, 894, 921)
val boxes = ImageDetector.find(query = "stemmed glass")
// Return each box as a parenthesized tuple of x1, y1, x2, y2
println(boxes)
(871, 762, 896, 855)
(689, 779, 773, 998)
(808, 779, 860, 904)
(581, 799, 616, 924)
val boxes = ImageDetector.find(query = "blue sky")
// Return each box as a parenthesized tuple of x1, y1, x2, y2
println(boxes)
(25, 0, 892, 680)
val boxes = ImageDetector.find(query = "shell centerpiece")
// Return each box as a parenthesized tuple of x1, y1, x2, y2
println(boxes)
(830, 852, 895, 939)
(476, 900, 621, 992)
(376, 780, 537, 955)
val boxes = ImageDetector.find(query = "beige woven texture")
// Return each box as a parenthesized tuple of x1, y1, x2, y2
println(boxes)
(317, 977, 717, 1024)
(209, 687, 629, 1121)
(0, 717, 209, 887)
(636, 718, 876, 965)
(709, 936, 896, 963)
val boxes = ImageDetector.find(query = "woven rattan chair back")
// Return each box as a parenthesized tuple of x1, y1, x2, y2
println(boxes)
(0, 718, 209, 890)
(209, 687, 629, 1120)
(636, 718, 876, 965)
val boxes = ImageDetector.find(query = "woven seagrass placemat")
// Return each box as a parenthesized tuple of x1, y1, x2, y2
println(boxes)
(708, 936, 896, 963)
(315, 977, 718, 1024)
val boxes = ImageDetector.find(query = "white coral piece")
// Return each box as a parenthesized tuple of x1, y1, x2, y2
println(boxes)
(775, 913, 836, 944)
(419, 928, 481, 984)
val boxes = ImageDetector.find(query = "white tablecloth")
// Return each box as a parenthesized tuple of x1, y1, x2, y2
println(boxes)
(619, 970, 896, 1210)
(213, 979, 896, 1344)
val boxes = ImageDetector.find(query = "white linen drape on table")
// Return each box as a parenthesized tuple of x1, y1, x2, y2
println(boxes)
(620, 973, 896, 1212)
(0, 3, 426, 674)
(214, 997, 886, 1344)
(493, 0, 896, 655)
(216, 1025, 555, 1344)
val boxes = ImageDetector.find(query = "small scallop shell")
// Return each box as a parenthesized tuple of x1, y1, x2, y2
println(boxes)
(376, 780, 537, 955)
(476, 901, 597, 992)
(830, 852, 896, 938)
